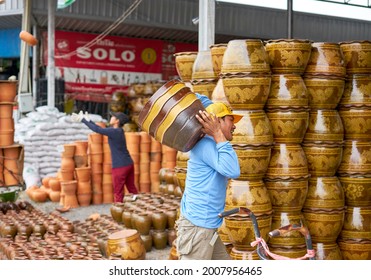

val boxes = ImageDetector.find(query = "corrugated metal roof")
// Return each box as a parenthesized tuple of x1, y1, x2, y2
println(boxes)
(0, 0, 370, 44)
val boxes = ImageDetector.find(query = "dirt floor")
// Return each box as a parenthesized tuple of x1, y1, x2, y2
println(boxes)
(17, 191, 172, 260)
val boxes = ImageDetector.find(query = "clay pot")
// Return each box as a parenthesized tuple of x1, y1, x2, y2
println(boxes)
(0, 81, 17, 102)
(106, 229, 146, 260)
(339, 107, 371, 140)
(77, 192, 92, 207)
(340, 206, 371, 241)
(229, 247, 260, 260)
(303, 75, 345, 109)
(191, 79, 217, 99)
(302, 143, 343, 177)
(266, 109, 309, 144)
(0, 118, 14, 130)
(338, 239, 371, 260)
(221, 39, 271, 74)
(339, 74, 371, 108)
(135, 213, 152, 235)
(191, 50, 217, 80)
(338, 140, 371, 176)
(74, 141, 88, 155)
(303, 177, 345, 211)
(305, 42, 346, 77)
(232, 145, 271, 180)
(75, 167, 91, 182)
(265, 179, 308, 212)
(49, 191, 61, 202)
(210, 43, 227, 76)
(338, 176, 371, 207)
(302, 208, 344, 243)
(110, 202, 126, 223)
(48, 178, 61, 192)
(266, 74, 309, 110)
(231, 110, 274, 146)
(313, 242, 343, 260)
(122, 209, 133, 228)
(224, 213, 272, 251)
(225, 179, 272, 216)
(0, 130, 14, 146)
(303, 109, 344, 144)
(0, 102, 14, 118)
(173, 52, 198, 82)
(265, 39, 312, 74)
(0, 221, 17, 238)
(63, 144, 76, 157)
(61, 157, 75, 171)
(265, 143, 309, 180)
(339, 40, 371, 74)
(269, 246, 309, 259)
(19, 31, 38, 46)
(74, 155, 89, 168)
(152, 230, 168, 250)
(151, 210, 167, 231)
(60, 180, 77, 195)
(89, 133, 103, 144)
(59, 169, 74, 181)
(31, 189, 48, 203)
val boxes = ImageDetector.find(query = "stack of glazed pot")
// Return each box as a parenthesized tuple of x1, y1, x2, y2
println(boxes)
(301, 42, 347, 260)
(336, 40, 371, 260)
(263, 39, 312, 259)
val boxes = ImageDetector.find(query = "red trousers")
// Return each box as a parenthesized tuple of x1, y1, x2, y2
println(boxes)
(111, 164, 138, 203)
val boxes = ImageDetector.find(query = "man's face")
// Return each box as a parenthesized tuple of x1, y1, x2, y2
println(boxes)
(220, 115, 236, 141)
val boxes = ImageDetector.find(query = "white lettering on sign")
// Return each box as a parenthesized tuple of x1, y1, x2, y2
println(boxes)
(77, 47, 136, 62)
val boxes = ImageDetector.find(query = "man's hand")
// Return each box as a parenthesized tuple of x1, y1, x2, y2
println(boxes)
(71, 111, 84, 122)
(195, 110, 226, 143)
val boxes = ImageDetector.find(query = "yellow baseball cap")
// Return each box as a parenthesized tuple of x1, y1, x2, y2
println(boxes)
(205, 102, 243, 124)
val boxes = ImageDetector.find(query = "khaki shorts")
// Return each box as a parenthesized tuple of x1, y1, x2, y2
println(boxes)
(175, 216, 231, 260)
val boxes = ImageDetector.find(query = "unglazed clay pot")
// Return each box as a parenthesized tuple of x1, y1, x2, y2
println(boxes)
(0, 81, 17, 102)
(106, 229, 146, 260)
(339, 40, 371, 74)
(338, 176, 371, 207)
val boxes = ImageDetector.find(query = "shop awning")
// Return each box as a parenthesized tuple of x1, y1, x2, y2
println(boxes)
(0, 28, 21, 58)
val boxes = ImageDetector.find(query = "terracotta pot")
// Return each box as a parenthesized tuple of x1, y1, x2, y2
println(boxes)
(77, 181, 92, 194)
(191, 50, 217, 80)
(89, 133, 103, 143)
(339, 40, 371, 74)
(60, 180, 78, 195)
(210, 43, 227, 76)
(266, 74, 309, 110)
(303, 109, 344, 144)
(89, 143, 103, 154)
(303, 75, 345, 109)
(265, 179, 308, 212)
(77, 192, 92, 207)
(74, 155, 89, 168)
(221, 39, 271, 74)
(74, 141, 88, 155)
(339, 74, 371, 108)
(231, 110, 273, 146)
(49, 191, 61, 202)
(303, 177, 345, 210)
(106, 229, 146, 260)
(340, 206, 371, 241)
(305, 42, 346, 77)
(92, 192, 103, 205)
(265, 143, 309, 180)
(339, 107, 371, 140)
(338, 239, 371, 260)
(338, 176, 371, 207)
(302, 143, 343, 177)
(90, 153, 103, 164)
(0, 81, 17, 102)
(173, 52, 198, 82)
(225, 179, 272, 216)
(75, 167, 91, 182)
(0, 118, 14, 130)
(0, 130, 14, 146)
(265, 39, 312, 74)
(63, 144, 76, 157)
(313, 242, 343, 260)
(266, 109, 309, 144)
(61, 157, 75, 171)
(31, 189, 48, 203)
(59, 169, 74, 181)
(338, 140, 371, 176)
(0, 102, 14, 118)
(3, 145, 21, 159)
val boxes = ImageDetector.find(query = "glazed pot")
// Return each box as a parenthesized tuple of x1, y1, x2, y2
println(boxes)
(266, 74, 308, 110)
(339, 40, 371, 74)
(303, 177, 345, 210)
(302, 143, 343, 177)
(266, 109, 309, 144)
(152, 230, 168, 250)
(191, 50, 217, 80)
(338, 176, 371, 207)
(229, 247, 260, 260)
(339, 206, 371, 241)
(211, 79, 230, 104)
(210, 43, 228, 76)
(264, 39, 312, 75)
(190, 79, 217, 98)
(339, 74, 371, 108)
(338, 239, 371, 260)
(221, 74, 271, 110)
(303, 75, 345, 109)
(304, 42, 346, 77)
(225, 179, 273, 216)
(231, 110, 274, 146)
(173, 52, 198, 82)
(106, 229, 146, 260)
(303, 109, 344, 144)
(135, 213, 152, 235)
(313, 242, 343, 260)
(339, 107, 371, 140)
(265, 178, 308, 212)
(221, 39, 271, 75)
(269, 245, 309, 259)
(140, 234, 153, 252)
(151, 210, 167, 231)
(175, 151, 190, 169)
(338, 140, 371, 176)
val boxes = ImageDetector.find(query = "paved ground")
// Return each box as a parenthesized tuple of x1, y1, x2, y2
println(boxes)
(17, 191, 172, 260)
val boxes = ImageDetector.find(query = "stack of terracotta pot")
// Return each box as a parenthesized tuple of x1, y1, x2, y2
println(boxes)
(75, 166, 92, 207)
(139, 131, 151, 192)
(300, 42, 347, 260)
(336, 40, 371, 260)
(0, 80, 17, 147)
(89, 133, 104, 204)
(149, 137, 162, 192)
(101, 135, 113, 203)
(125, 132, 140, 190)
(0, 145, 24, 188)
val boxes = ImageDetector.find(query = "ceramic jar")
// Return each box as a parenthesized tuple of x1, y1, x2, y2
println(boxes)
(106, 229, 146, 260)
(339, 107, 371, 140)
(338, 140, 371, 176)
(338, 239, 371, 260)
(339, 74, 371, 108)
(210, 43, 228, 76)
(191, 50, 217, 80)
(151, 210, 167, 231)
(110, 203, 126, 223)
(152, 230, 168, 250)
(339, 206, 371, 241)
(339, 40, 371, 74)
(173, 52, 198, 82)
(313, 242, 343, 260)
(135, 213, 152, 235)
(338, 176, 371, 207)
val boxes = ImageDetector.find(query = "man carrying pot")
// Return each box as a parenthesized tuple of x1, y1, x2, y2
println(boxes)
(71, 111, 138, 202)
(176, 101, 243, 260)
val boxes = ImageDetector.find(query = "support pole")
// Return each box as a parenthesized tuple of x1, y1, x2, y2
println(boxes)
(47, 0, 56, 107)
(198, 0, 215, 51)
(287, 0, 293, 39)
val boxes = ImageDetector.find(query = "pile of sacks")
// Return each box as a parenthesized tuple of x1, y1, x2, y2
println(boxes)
(15, 106, 105, 187)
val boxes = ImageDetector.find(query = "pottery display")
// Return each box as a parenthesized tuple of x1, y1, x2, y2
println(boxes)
(339, 40, 371, 74)
(210, 43, 228, 76)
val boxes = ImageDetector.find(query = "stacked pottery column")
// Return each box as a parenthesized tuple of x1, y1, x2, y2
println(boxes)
(302, 42, 347, 260)
(219, 39, 274, 260)
(337, 40, 371, 260)
(264, 39, 312, 258)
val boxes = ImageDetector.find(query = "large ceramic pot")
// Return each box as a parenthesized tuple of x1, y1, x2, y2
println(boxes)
(339, 107, 371, 140)
(221, 73, 271, 110)
(339, 40, 371, 74)
(313, 242, 343, 260)
(303, 75, 345, 109)
(302, 143, 343, 177)
(231, 110, 273, 146)
(303, 109, 344, 144)
(265, 143, 309, 180)
(266, 109, 309, 144)
(339, 74, 371, 108)
(224, 213, 272, 251)
(173, 52, 198, 82)
(339, 206, 371, 241)
(338, 176, 371, 207)
(338, 140, 371, 176)
(221, 39, 271, 75)
(304, 42, 346, 77)
(191, 79, 218, 98)
(302, 208, 344, 243)
(265, 179, 308, 212)
(338, 239, 371, 260)
(110, 203, 126, 223)
(229, 247, 260, 260)
(225, 179, 273, 216)
(210, 43, 228, 76)
(264, 39, 312, 75)
(191, 50, 218, 80)
(303, 177, 345, 211)
(265, 74, 308, 110)
(232, 145, 272, 181)
(106, 229, 146, 260)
